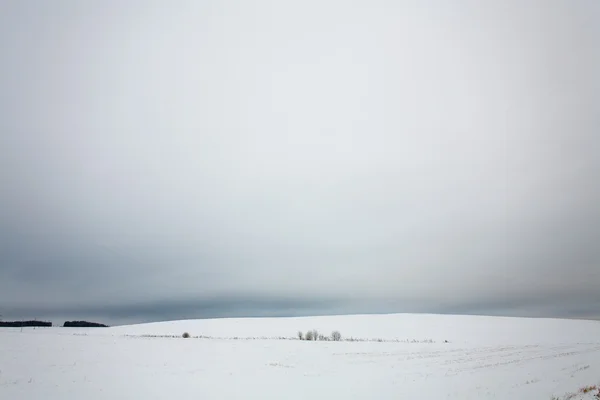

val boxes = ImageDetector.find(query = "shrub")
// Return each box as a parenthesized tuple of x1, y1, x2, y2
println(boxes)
(318, 334, 329, 341)
(331, 330, 342, 341)
(182, 332, 190, 338)
(305, 330, 314, 341)
(298, 331, 304, 340)
(312, 329, 319, 340)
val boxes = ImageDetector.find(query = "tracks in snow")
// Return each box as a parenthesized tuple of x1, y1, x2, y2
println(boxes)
(335, 343, 600, 375)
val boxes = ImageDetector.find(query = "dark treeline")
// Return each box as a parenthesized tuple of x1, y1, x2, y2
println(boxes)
(0, 320, 53, 327)
(0, 320, 109, 328)
(63, 321, 109, 328)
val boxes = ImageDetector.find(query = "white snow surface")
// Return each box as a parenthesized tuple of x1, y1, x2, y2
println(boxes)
(1, 313, 600, 399)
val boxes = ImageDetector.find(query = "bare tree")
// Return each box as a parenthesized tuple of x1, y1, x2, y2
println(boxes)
(331, 330, 342, 341)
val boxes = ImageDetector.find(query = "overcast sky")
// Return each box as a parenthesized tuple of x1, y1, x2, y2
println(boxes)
(1, 1, 599, 325)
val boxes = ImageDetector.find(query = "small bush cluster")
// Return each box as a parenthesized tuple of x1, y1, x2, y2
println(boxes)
(295, 331, 436, 343)
(297, 330, 342, 341)
(182, 332, 190, 338)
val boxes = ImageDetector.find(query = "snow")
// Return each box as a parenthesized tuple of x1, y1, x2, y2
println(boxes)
(1, 313, 599, 399)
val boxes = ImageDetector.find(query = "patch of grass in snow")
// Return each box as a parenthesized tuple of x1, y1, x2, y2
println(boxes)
(552, 383, 600, 399)
(581, 385, 599, 394)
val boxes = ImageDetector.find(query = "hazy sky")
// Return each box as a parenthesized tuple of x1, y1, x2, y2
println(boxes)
(1, 1, 599, 325)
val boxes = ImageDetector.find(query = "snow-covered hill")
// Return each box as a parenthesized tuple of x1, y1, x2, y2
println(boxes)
(103, 313, 600, 345)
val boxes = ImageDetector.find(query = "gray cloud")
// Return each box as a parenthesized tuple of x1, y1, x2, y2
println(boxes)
(1, 0, 599, 325)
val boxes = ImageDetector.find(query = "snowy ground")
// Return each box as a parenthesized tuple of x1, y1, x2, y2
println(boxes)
(1, 313, 599, 399)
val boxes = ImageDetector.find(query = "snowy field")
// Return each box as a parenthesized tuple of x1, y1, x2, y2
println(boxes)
(1, 313, 600, 399)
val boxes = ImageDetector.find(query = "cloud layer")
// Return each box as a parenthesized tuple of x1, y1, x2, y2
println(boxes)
(1, 0, 599, 324)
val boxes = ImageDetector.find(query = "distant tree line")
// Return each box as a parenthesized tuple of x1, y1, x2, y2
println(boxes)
(63, 321, 109, 328)
(0, 320, 109, 328)
(0, 320, 52, 327)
